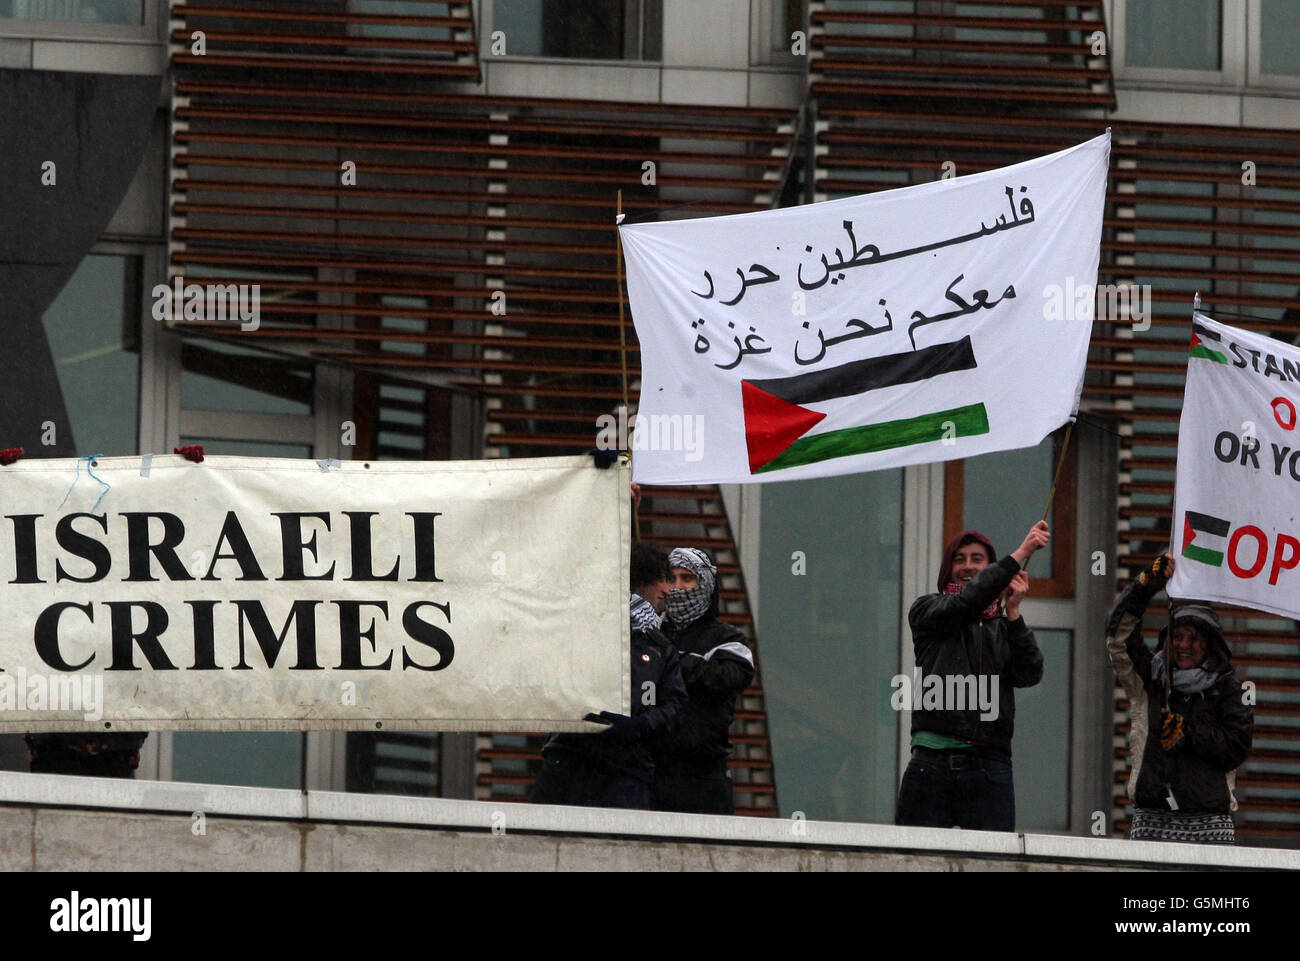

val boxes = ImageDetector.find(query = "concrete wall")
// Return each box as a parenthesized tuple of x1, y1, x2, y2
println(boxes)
(1, 772, 1295, 871)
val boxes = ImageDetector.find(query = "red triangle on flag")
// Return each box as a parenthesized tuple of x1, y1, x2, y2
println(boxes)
(1190, 333, 1202, 349)
(1183, 512, 1196, 549)
(741, 381, 827, 473)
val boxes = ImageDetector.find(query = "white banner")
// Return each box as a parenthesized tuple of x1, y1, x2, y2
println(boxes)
(620, 133, 1110, 484)
(0, 454, 629, 731)
(1169, 314, 1300, 618)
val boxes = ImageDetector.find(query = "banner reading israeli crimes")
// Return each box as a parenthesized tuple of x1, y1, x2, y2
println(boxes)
(1168, 314, 1300, 618)
(0, 454, 629, 732)
(619, 133, 1110, 485)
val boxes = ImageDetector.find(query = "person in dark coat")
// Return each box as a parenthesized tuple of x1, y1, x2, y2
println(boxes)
(530, 543, 687, 810)
(26, 733, 147, 778)
(1106, 553, 1253, 843)
(651, 547, 755, 815)
(895, 521, 1049, 831)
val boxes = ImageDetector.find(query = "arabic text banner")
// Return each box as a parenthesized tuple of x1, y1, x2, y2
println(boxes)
(0, 454, 630, 732)
(1168, 315, 1300, 619)
(619, 133, 1111, 484)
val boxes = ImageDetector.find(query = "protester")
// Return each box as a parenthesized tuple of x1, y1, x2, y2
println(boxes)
(629, 540, 670, 631)
(651, 547, 755, 815)
(26, 733, 147, 778)
(530, 542, 686, 810)
(895, 521, 1049, 831)
(1106, 553, 1253, 843)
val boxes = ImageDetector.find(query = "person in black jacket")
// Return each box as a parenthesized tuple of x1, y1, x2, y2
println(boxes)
(651, 546, 755, 815)
(1106, 553, 1252, 843)
(895, 521, 1049, 831)
(530, 543, 687, 810)
(26, 733, 147, 777)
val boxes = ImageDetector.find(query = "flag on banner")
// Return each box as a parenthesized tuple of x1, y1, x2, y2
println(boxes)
(619, 132, 1111, 485)
(1168, 314, 1300, 618)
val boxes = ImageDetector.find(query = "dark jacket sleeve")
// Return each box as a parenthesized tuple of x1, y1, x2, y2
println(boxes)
(1105, 577, 1160, 694)
(1006, 615, 1044, 688)
(638, 645, 688, 738)
(679, 630, 755, 697)
(908, 556, 1019, 633)
(1182, 678, 1254, 772)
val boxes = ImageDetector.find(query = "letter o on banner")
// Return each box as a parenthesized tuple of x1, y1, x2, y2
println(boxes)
(1215, 431, 1240, 463)
(1272, 396, 1297, 431)
(1228, 525, 1269, 579)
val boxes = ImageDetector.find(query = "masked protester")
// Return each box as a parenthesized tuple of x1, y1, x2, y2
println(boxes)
(530, 542, 687, 810)
(895, 521, 1049, 831)
(1106, 553, 1253, 843)
(651, 547, 755, 815)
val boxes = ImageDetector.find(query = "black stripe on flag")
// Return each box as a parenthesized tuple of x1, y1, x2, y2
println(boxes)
(1191, 321, 1222, 342)
(1186, 510, 1230, 537)
(747, 336, 978, 406)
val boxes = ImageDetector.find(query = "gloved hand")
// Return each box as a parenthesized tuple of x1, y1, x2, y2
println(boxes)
(1159, 709, 1185, 750)
(584, 710, 649, 745)
(589, 448, 618, 469)
(1137, 553, 1174, 588)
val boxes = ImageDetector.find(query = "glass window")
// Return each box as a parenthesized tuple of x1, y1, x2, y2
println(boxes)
(1260, 0, 1300, 75)
(948, 431, 1076, 597)
(350, 0, 451, 41)
(1013, 628, 1071, 831)
(42, 253, 140, 456)
(180, 341, 312, 416)
(494, 0, 661, 60)
(963, 438, 1055, 574)
(759, 469, 903, 823)
(0, 0, 143, 24)
(1126, 0, 1221, 71)
(171, 732, 303, 790)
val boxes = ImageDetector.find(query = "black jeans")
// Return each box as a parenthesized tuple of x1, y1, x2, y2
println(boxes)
(529, 753, 650, 810)
(895, 748, 1015, 831)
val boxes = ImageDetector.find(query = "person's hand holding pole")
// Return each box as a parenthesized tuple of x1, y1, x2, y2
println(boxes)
(1010, 520, 1050, 567)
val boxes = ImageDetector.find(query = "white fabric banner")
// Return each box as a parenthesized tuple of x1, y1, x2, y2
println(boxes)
(0, 454, 629, 732)
(1169, 314, 1300, 618)
(620, 133, 1110, 484)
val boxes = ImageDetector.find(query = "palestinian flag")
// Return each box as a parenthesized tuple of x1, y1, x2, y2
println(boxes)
(1181, 509, 1229, 567)
(1190, 322, 1228, 365)
(741, 336, 988, 474)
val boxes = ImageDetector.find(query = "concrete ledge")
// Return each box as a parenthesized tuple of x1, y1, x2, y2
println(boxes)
(0, 771, 305, 820)
(0, 773, 1295, 871)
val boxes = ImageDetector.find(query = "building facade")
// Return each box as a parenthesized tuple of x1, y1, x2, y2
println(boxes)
(0, 0, 1297, 845)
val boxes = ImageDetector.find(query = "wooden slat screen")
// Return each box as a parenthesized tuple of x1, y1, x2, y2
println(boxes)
(169, 0, 781, 816)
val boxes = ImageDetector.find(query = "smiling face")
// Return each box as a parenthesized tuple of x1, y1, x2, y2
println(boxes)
(951, 543, 990, 583)
(1172, 624, 1209, 670)
(641, 575, 672, 613)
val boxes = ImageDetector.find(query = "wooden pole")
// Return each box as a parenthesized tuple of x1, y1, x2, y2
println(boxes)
(1019, 422, 1074, 578)
(614, 189, 639, 537)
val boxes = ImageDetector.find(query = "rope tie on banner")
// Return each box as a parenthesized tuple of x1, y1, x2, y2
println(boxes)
(59, 454, 110, 514)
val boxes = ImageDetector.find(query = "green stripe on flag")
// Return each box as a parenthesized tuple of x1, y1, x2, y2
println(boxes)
(1190, 344, 1228, 364)
(1182, 544, 1224, 567)
(757, 403, 990, 473)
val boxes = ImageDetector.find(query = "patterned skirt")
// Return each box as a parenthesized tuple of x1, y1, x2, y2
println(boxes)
(1129, 808, 1236, 844)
